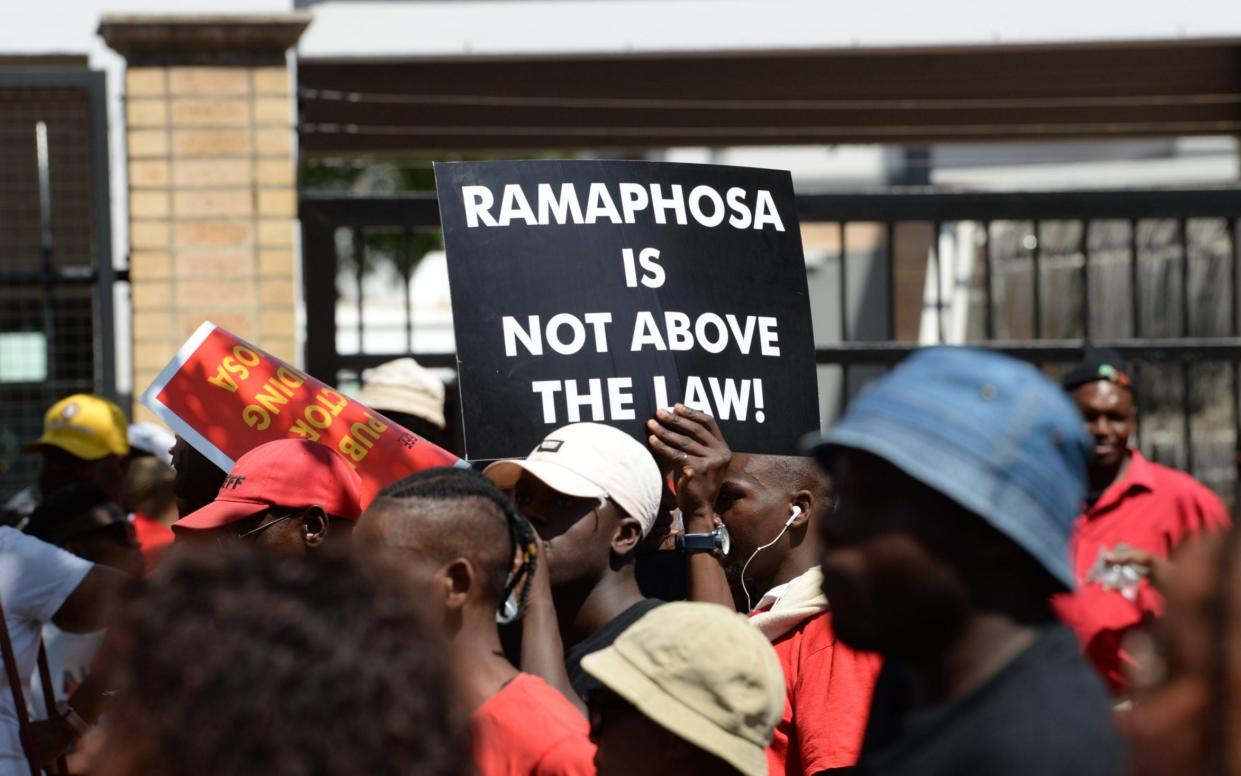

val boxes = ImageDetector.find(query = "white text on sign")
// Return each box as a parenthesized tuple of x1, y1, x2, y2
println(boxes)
(530, 376, 766, 425)
(502, 312, 780, 357)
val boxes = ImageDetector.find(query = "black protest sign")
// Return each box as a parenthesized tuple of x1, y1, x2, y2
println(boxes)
(435, 160, 819, 460)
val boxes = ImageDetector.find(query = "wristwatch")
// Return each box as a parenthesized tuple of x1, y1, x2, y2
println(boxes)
(676, 523, 731, 557)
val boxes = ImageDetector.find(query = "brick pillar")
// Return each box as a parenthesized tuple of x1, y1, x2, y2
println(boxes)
(100, 15, 310, 421)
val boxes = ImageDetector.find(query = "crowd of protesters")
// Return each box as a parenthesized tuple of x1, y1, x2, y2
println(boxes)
(1, 344, 1235, 776)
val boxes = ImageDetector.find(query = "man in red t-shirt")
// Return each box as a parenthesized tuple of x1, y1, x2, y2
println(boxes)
(1051, 349, 1231, 695)
(649, 405, 881, 775)
(355, 467, 595, 776)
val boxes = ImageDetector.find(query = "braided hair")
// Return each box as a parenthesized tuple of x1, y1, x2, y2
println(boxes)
(374, 467, 539, 622)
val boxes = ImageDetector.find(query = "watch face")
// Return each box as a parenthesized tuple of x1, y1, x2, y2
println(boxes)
(717, 523, 731, 556)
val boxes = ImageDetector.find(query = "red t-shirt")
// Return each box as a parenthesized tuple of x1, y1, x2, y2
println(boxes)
(1052, 450, 1230, 694)
(130, 512, 174, 573)
(761, 610, 882, 775)
(472, 672, 595, 776)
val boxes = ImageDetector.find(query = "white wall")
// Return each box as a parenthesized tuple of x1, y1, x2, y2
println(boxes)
(299, 0, 1241, 59)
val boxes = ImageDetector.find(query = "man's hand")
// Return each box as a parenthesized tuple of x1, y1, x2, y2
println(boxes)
(22, 716, 76, 768)
(521, 528, 555, 617)
(648, 405, 739, 611)
(647, 405, 732, 533)
(517, 526, 583, 714)
(1103, 547, 1172, 593)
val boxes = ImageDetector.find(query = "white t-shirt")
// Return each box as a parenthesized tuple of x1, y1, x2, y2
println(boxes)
(28, 625, 105, 713)
(0, 527, 92, 771)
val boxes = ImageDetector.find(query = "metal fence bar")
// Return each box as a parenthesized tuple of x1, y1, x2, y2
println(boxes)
(1183, 361, 1194, 474)
(812, 337, 1241, 365)
(300, 211, 339, 381)
(932, 220, 943, 344)
(299, 193, 441, 226)
(983, 220, 995, 341)
(353, 227, 365, 352)
(795, 188, 1241, 223)
(1031, 220, 1042, 339)
(35, 122, 56, 381)
(1177, 217, 1193, 473)
(838, 221, 848, 342)
(1081, 219, 1091, 341)
(85, 71, 116, 402)
(335, 352, 460, 371)
(1131, 218, 1142, 338)
(1231, 216, 1241, 506)
(838, 221, 849, 419)
(1180, 217, 1191, 336)
(341, 342, 1241, 373)
(885, 221, 897, 340)
(402, 225, 414, 353)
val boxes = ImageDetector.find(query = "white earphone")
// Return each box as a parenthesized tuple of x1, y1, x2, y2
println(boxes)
(785, 505, 803, 527)
(742, 504, 805, 611)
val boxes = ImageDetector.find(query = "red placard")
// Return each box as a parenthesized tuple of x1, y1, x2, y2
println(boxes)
(140, 322, 464, 506)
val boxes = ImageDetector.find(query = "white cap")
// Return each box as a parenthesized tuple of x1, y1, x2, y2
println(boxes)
(127, 422, 175, 464)
(354, 358, 447, 429)
(484, 423, 662, 537)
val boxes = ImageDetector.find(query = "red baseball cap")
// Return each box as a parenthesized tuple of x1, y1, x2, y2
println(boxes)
(173, 439, 363, 531)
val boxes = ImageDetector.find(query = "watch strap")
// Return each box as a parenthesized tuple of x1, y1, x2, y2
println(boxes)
(678, 532, 719, 552)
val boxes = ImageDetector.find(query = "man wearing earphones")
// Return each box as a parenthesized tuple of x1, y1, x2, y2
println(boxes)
(648, 405, 881, 776)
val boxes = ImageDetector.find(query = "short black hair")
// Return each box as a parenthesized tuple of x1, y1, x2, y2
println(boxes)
(372, 467, 539, 616)
(100, 546, 471, 776)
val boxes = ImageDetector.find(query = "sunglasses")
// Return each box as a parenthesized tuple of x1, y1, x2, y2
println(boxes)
(214, 510, 302, 546)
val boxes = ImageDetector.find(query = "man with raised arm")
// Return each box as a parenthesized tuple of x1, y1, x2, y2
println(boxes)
(649, 405, 880, 775)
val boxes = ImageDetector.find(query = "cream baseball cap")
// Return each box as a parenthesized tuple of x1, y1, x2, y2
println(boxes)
(483, 422, 662, 537)
(581, 602, 784, 776)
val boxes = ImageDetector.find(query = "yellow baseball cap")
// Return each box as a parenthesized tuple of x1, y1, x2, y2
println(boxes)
(581, 602, 785, 776)
(25, 394, 129, 461)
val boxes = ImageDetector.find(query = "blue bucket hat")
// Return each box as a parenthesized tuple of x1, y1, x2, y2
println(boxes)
(808, 347, 1091, 589)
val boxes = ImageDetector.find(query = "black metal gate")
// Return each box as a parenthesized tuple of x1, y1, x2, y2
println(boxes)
(300, 187, 1241, 499)
(0, 69, 117, 502)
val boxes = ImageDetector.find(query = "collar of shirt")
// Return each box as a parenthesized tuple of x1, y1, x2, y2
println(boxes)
(1088, 449, 1156, 517)
(754, 581, 791, 613)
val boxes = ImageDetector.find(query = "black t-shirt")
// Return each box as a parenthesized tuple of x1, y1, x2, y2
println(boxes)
(858, 625, 1125, 776)
(565, 598, 663, 701)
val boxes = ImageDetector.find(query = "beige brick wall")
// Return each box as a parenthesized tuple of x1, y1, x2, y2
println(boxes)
(125, 62, 299, 421)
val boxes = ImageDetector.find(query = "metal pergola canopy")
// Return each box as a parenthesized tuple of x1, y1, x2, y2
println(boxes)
(298, 38, 1241, 153)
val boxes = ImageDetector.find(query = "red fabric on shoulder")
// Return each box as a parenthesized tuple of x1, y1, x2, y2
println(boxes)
(131, 513, 174, 574)
(761, 610, 881, 775)
(472, 672, 595, 776)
